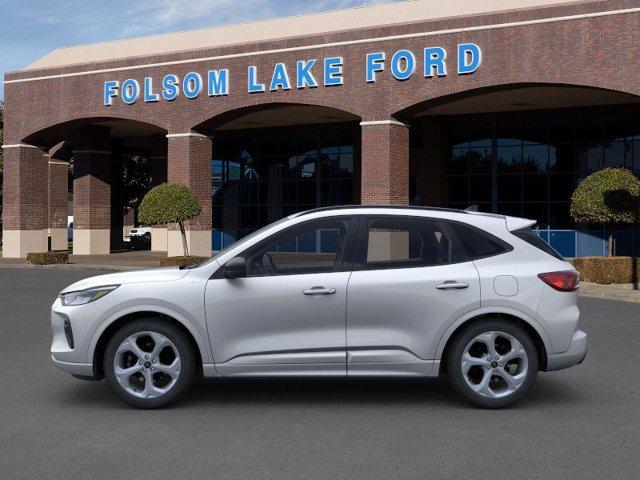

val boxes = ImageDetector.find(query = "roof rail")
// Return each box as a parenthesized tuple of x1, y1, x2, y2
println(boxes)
(290, 204, 509, 220)
(291, 205, 473, 217)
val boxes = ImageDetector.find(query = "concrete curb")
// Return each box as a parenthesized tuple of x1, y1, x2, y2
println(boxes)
(578, 282, 640, 303)
(0, 263, 140, 271)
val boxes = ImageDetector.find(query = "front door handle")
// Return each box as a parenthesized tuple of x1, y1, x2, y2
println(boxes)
(303, 286, 337, 295)
(436, 281, 469, 290)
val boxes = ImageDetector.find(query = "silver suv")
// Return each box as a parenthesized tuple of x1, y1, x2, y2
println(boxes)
(51, 206, 586, 409)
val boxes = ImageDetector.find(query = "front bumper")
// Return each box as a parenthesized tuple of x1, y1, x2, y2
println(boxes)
(51, 299, 103, 378)
(51, 355, 95, 377)
(545, 330, 587, 371)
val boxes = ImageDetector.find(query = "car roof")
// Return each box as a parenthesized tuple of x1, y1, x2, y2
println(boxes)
(291, 205, 506, 221)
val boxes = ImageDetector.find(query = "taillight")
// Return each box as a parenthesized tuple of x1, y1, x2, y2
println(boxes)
(537, 271, 580, 292)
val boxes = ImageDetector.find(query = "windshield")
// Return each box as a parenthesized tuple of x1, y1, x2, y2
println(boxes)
(191, 216, 293, 268)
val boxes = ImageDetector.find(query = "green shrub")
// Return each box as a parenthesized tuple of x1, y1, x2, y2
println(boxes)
(139, 183, 202, 256)
(573, 256, 640, 284)
(160, 256, 208, 267)
(570, 168, 640, 224)
(27, 251, 69, 265)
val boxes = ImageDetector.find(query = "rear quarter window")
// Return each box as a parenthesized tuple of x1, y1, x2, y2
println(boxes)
(446, 221, 513, 261)
(512, 228, 564, 261)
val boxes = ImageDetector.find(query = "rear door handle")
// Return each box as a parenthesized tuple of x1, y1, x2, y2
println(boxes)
(303, 286, 337, 295)
(436, 281, 469, 290)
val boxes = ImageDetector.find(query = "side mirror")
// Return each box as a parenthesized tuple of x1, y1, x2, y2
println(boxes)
(223, 257, 247, 279)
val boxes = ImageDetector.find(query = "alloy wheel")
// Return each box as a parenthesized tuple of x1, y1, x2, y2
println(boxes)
(461, 331, 529, 399)
(113, 331, 181, 399)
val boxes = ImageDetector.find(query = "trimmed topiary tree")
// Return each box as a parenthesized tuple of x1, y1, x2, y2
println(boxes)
(570, 168, 640, 256)
(139, 183, 202, 256)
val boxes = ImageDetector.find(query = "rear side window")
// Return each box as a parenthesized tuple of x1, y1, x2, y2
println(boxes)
(363, 217, 452, 270)
(512, 228, 564, 260)
(447, 222, 512, 261)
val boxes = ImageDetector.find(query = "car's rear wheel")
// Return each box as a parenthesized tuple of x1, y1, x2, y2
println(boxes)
(104, 318, 196, 409)
(446, 319, 538, 408)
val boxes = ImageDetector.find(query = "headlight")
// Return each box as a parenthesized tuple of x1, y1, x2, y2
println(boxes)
(60, 285, 119, 306)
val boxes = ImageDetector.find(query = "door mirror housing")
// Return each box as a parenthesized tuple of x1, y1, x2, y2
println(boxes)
(223, 257, 247, 279)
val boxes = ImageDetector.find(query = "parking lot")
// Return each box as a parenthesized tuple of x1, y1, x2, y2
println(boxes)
(1, 268, 639, 480)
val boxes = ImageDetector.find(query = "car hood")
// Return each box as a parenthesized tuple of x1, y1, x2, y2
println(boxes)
(60, 267, 190, 293)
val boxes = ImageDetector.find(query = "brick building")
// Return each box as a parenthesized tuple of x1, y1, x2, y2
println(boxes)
(3, 0, 640, 258)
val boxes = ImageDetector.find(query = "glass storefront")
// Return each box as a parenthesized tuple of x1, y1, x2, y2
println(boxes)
(211, 123, 358, 249)
(443, 105, 640, 256)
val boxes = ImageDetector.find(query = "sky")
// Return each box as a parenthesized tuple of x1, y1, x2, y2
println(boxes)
(0, 0, 401, 100)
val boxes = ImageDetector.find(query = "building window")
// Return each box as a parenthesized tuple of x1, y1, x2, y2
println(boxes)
(444, 106, 640, 231)
(212, 124, 358, 249)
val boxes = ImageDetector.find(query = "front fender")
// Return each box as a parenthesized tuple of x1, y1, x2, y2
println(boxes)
(86, 302, 214, 366)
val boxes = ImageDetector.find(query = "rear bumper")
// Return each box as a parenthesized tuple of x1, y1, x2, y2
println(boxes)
(545, 330, 587, 371)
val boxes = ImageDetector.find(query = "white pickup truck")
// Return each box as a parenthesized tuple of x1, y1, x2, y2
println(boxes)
(124, 226, 152, 248)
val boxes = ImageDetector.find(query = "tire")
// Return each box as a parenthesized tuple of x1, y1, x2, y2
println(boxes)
(103, 318, 196, 409)
(445, 319, 538, 409)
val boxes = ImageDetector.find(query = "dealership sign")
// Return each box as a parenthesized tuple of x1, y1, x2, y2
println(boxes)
(103, 43, 481, 106)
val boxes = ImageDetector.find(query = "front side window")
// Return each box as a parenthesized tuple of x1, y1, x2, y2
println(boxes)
(243, 218, 351, 276)
(363, 217, 453, 270)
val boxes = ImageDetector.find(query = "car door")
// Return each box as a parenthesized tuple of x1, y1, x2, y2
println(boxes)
(205, 216, 355, 376)
(346, 215, 481, 376)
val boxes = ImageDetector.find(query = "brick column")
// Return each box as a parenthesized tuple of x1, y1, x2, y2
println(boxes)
(360, 120, 410, 205)
(48, 144, 70, 251)
(150, 134, 168, 252)
(72, 126, 111, 255)
(1, 144, 49, 257)
(166, 132, 212, 257)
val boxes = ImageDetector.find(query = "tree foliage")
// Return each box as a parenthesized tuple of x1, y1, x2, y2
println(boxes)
(121, 153, 152, 218)
(139, 183, 202, 256)
(139, 183, 201, 225)
(570, 168, 640, 224)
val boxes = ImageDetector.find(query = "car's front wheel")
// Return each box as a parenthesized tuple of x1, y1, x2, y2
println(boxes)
(446, 319, 538, 408)
(104, 318, 196, 409)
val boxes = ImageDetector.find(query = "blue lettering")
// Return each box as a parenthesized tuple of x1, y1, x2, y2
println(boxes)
(103, 80, 119, 106)
(366, 52, 385, 83)
(424, 47, 447, 77)
(183, 72, 203, 99)
(296, 60, 318, 89)
(248, 66, 265, 93)
(162, 74, 180, 101)
(390, 50, 416, 81)
(207, 69, 229, 96)
(270, 63, 292, 91)
(458, 43, 482, 74)
(144, 77, 159, 102)
(121, 79, 140, 105)
(324, 57, 343, 86)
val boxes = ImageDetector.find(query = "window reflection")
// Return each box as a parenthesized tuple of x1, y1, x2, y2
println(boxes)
(212, 125, 357, 249)
(445, 107, 640, 230)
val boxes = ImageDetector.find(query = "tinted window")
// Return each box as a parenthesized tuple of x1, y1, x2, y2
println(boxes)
(244, 218, 350, 276)
(364, 217, 452, 270)
(513, 227, 564, 260)
(447, 222, 512, 260)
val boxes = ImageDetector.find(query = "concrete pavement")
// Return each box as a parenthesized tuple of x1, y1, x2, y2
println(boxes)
(0, 268, 639, 479)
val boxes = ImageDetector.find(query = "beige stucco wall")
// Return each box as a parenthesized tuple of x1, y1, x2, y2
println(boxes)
(2, 230, 48, 258)
(167, 230, 211, 257)
(73, 229, 110, 255)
